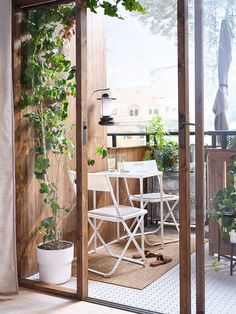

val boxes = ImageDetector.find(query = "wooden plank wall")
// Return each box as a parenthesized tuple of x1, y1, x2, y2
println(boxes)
(207, 148, 236, 255)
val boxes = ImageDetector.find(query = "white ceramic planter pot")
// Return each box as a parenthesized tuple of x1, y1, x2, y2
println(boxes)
(229, 231, 236, 244)
(37, 241, 74, 285)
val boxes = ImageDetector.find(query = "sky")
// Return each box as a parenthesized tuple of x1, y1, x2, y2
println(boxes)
(104, 6, 236, 132)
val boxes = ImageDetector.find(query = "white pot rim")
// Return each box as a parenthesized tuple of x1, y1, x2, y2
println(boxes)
(37, 240, 74, 251)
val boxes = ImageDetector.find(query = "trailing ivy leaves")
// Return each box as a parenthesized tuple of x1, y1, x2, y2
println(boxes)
(20, 4, 77, 248)
(96, 146, 107, 159)
(87, 145, 107, 167)
(87, 0, 145, 17)
(87, 158, 96, 166)
(35, 156, 50, 180)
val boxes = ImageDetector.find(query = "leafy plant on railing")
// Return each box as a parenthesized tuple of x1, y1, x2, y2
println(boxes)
(144, 114, 179, 171)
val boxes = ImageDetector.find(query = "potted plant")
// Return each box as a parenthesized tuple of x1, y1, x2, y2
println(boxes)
(20, 5, 76, 284)
(144, 114, 179, 172)
(209, 155, 236, 242)
(210, 187, 236, 242)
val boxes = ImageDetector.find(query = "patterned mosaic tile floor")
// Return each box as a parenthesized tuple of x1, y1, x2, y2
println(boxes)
(28, 243, 236, 314)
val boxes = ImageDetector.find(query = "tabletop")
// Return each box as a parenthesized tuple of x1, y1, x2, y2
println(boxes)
(93, 170, 163, 179)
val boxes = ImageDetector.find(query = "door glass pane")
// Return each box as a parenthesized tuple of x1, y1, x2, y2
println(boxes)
(87, 4, 183, 314)
(204, 1, 236, 313)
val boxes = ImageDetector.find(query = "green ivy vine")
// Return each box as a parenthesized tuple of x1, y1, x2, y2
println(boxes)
(87, 0, 145, 18)
(20, 4, 77, 249)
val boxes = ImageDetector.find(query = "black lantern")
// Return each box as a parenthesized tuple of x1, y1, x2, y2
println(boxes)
(94, 88, 116, 126)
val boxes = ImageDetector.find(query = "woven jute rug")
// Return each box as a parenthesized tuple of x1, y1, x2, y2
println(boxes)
(88, 234, 197, 290)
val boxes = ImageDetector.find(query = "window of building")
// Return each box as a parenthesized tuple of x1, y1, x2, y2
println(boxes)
(129, 105, 139, 117)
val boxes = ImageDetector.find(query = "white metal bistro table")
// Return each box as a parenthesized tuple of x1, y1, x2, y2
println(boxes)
(100, 169, 165, 247)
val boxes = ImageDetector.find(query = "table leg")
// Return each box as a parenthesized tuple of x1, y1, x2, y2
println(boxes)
(139, 178, 143, 210)
(218, 227, 221, 262)
(230, 244, 233, 276)
(159, 174, 164, 248)
(116, 177, 120, 242)
(139, 178, 146, 254)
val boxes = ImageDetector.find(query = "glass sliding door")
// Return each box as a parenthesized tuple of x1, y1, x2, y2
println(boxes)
(201, 1, 236, 313)
(13, 0, 88, 298)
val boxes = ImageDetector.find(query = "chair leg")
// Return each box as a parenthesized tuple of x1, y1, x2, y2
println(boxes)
(94, 218, 97, 252)
(123, 218, 147, 262)
(154, 200, 179, 233)
(88, 215, 147, 277)
(116, 222, 120, 242)
(140, 216, 145, 255)
(144, 200, 180, 246)
(89, 218, 116, 257)
(88, 219, 103, 247)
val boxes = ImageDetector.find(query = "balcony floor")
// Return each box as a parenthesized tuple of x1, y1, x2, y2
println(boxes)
(28, 240, 236, 314)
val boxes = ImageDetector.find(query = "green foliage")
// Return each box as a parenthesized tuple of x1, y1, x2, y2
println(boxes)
(20, 4, 76, 248)
(87, 0, 145, 18)
(227, 136, 236, 149)
(138, 0, 236, 72)
(138, 0, 178, 38)
(210, 159, 236, 241)
(145, 114, 178, 171)
(87, 145, 107, 167)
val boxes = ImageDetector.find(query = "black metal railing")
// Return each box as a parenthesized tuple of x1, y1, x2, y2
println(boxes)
(205, 130, 236, 149)
(108, 131, 194, 148)
(107, 130, 236, 149)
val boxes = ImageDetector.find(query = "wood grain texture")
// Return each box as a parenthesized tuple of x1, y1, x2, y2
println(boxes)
(19, 279, 77, 298)
(194, 1, 205, 313)
(177, 0, 191, 313)
(76, 0, 88, 299)
(207, 149, 236, 256)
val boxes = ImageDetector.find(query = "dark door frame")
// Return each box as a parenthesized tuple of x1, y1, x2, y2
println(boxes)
(177, 0, 191, 313)
(194, 1, 205, 313)
(13, 0, 88, 300)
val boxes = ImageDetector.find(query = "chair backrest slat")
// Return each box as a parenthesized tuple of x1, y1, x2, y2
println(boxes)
(88, 173, 121, 217)
(88, 173, 110, 192)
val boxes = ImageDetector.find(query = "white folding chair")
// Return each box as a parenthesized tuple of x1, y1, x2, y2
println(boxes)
(87, 172, 147, 277)
(122, 160, 179, 247)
